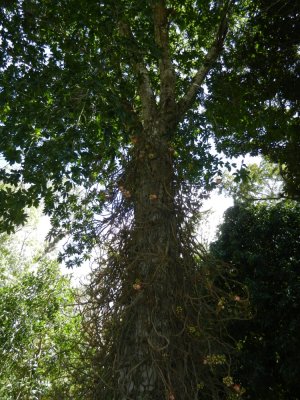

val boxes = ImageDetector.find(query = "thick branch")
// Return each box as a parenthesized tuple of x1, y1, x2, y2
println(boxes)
(177, 1, 231, 120)
(152, 1, 176, 119)
(118, 20, 157, 126)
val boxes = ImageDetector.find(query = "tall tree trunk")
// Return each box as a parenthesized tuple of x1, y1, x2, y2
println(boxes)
(117, 122, 182, 399)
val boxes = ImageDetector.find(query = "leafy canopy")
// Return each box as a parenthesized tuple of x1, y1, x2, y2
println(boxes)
(0, 0, 298, 257)
(205, 0, 300, 197)
(0, 0, 229, 260)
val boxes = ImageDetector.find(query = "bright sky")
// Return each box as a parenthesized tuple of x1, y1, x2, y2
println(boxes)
(198, 193, 234, 245)
(198, 153, 261, 245)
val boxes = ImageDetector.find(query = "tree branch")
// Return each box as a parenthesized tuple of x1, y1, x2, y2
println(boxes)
(177, 1, 232, 120)
(152, 1, 177, 121)
(118, 20, 158, 126)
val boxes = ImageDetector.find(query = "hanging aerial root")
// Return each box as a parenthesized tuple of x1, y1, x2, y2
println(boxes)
(79, 224, 249, 399)
(74, 148, 250, 399)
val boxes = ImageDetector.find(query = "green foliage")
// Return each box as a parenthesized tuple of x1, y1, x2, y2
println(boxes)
(205, 0, 300, 198)
(0, 0, 298, 259)
(0, 1, 298, 398)
(0, 0, 223, 248)
(0, 239, 84, 399)
(211, 201, 300, 399)
(220, 159, 284, 202)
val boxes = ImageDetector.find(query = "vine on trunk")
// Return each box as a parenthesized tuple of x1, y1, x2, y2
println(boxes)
(78, 136, 249, 400)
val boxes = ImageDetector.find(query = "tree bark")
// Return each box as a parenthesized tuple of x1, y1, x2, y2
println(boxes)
(118, 122, 181, 399)
(106, 4, 233, 398)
